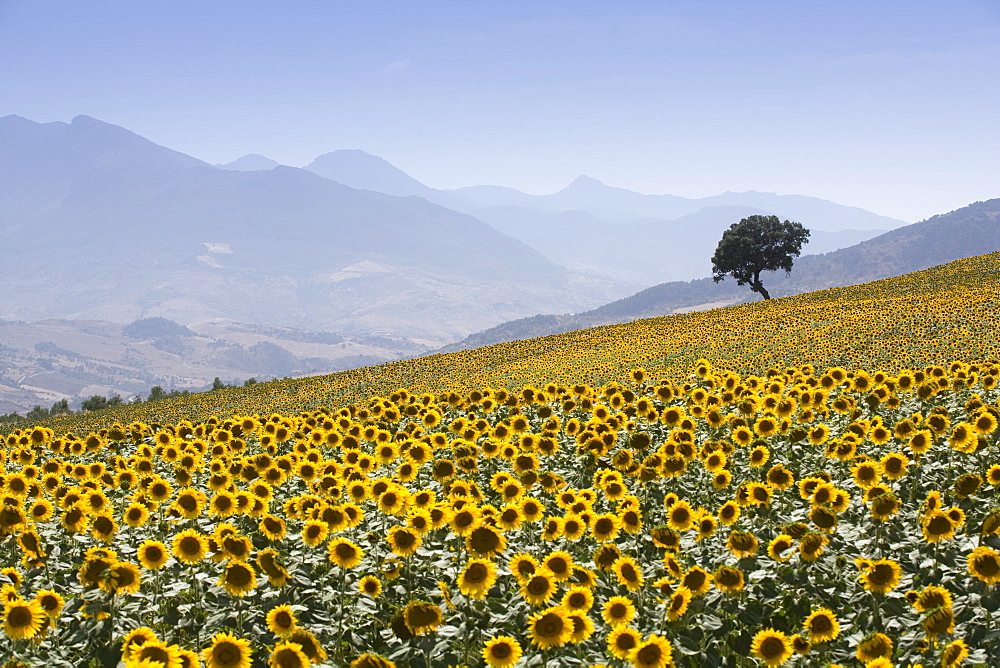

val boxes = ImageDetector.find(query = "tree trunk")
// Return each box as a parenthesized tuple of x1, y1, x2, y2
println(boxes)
(752, 272, 771, 300)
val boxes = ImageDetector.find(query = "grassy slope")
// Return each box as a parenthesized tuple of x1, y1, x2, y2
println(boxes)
(13, 251, 1000, 435)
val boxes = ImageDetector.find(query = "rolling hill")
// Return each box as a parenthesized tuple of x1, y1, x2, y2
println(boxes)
(15, 250, 999, 432)
(440, 198, 1000, 352)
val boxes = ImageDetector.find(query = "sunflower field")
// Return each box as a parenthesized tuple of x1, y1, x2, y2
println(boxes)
(1, 255, 1000, 668)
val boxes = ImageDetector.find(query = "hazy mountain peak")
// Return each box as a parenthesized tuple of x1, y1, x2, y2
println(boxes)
(566, 174, 606, 188)
(304, 149, 430, 197)
(216, 154, 279, 171)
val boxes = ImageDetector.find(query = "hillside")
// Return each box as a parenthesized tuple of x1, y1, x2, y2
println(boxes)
(21, 250, 1000, 433)
(441, 198, 1000, 351)
(0, 317, 427, 414)
(0, 115, 624, 341)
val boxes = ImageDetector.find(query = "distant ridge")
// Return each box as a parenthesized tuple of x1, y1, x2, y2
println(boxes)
(304, 149, 433, 197)
(438, 198, 1000, 352)
(216, 154, 279, 171)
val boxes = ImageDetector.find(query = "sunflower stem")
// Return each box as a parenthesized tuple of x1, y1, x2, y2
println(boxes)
(336, 565, 348, 662)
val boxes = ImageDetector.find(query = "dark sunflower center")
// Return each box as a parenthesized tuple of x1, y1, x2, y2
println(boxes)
(760, 637, 785, 658)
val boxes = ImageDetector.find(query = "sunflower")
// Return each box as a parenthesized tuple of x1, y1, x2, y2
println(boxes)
(987, 465, 1000, 487)
(560, 610, 591, 644)
(458, 559, 497, 600)
(359, 574, 382, 598)
(803, 608, 839, 643)
(33, 589, 64, 619)
(527, 606, 572, 649)
(561, 585, 594, 612)
(608, 627, 642, 660)
(218, 562, 257, 597)
(482, 635, 522, 668)
(940, 638, 969, 668)
(727, 531, 759, 558)
(257, 549, 290, 587)
(2, 599, 44, 640)
(286, 629, 326, 664)
(870, 493, 900, 522)
(967, 546, 1000, 584)
(851, 461, 882, 488)
(790, 634, 811, 655)
(376, 486, 409, 516)
(602, 595, 636, 627)
(922, 606, 955, 640)
(560, 513, 586, 540)
(612, 556, 644, 591)
(537, 550, 572, 582)
(519, 497, 545, 523)
(402, 600, 442, 636)
(121, 627, 159, 659)
(134, 640, 184, 668)
(767, 535, 794, 563)
(61, 503, 89, 533)
(665, 500, 694, 532)
(665, 586, 692, 622)
(880, 451, 910, 480)
(590, 513, 621, 542)
(520, 569, 557, 605)
(123, 502, 150, 528)
(327, 538, 363, 569)
(509, 553, 539, 583)
(449, 507, 481, 536)
(630, 634, 673, 668)
(748, 444, 770, 467)
(301, 520, 328, 548)
(102, 561, 142, 595)
(203, 632, 252, 668)
(221, 535, 253, 562)
(268, 640, 309, 668)
(913, 585, 953, 612)
(751, 628, 793, 666)
(798, 533, 828, 563)
(954, 473, 982, 498)
(908, 429, 934, 454)
(349, 653, 395, 668)
(386, 526, 422, 557)
(718, 501, 741, 525)
(466, 525, 506, 557)
(810, 506, 838, 533)
(860, 559, 902, 595)
(713, 565, 745, 594)
(922, 511, 956, 543)
(78, 553, 115, 588)
(173, 489, 206, 519)
(259, 515, 287, 541)
(266, 604, 297, 637)
(172, 530, 209, 565)
(950, 422, 977, 452)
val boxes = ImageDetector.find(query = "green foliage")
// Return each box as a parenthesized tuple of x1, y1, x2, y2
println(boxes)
(711, 215, 810, 299)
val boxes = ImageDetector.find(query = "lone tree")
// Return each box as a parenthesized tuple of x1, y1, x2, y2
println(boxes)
(711, 215, 810, 300)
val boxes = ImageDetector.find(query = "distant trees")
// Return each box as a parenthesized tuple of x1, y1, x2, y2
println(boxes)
(81, 394, 122, 412)
(148, 386, 167, 402)
(711, 215, 810, 300)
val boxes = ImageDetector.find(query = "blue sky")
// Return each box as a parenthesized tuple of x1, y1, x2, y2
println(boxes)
(1, 0, 998, 221)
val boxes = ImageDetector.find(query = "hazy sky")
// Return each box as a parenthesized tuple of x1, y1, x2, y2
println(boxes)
(2, 1, 998, 222)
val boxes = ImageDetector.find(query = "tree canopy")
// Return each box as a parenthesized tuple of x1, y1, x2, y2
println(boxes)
(711, 215, 810, 300)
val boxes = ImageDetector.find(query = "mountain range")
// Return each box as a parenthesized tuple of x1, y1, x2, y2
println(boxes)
(0, 115, 622, 342)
